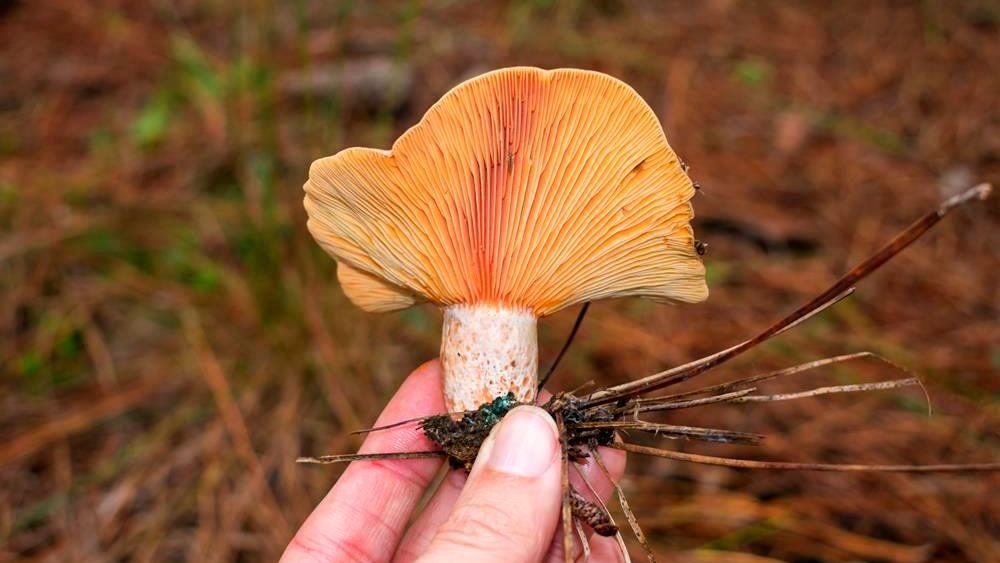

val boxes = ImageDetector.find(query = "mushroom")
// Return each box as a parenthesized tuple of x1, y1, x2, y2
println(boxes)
(304, 67, 708, 412)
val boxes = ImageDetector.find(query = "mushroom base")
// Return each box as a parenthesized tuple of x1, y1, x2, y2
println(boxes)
(440, 305, 538, 412)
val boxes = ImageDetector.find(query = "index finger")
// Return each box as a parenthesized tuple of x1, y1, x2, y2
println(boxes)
(281, 360, 446, 563)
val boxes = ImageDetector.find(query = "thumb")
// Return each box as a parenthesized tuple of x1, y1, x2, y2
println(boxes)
(417, 405, 563, 563)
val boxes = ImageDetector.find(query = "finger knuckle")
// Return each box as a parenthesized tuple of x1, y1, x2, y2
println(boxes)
(436, 500, 531, 554)
(286, 528, 377, 563)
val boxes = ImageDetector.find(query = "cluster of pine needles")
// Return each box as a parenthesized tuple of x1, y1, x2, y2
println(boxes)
(299, 184, 998, 563)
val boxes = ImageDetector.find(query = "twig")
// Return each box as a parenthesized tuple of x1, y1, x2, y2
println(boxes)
(654, 352, 933, 416)
(612, 530, 633, 563)
(296, 451, 446, 464)
(350, 411, 463, 435)
(659, 352, 874, 401)
(584, 183, 991, 407)
(572, 462, 619, 561)
(573, 420, 764, 445)
(557, 413, 574, 563)
(539, 302, 590, 390)
(613, 442, 1000, 472)
(574, 518, 590, 562)
(594, 447, 651, 563)
(634, 388, 757, 413)
(733, 378, 918, 403)
(583, 288, 852, 407)
(771, 287, 856, 338)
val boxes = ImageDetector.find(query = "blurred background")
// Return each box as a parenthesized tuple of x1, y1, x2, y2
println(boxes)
(1, 1, 998, 561)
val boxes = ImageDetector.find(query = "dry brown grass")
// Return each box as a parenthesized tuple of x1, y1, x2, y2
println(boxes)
(1, 1, 997, 561)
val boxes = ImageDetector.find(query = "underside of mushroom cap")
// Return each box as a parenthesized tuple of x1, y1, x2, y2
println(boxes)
(336, 261, 422, 313)
(305, 67, 708, 317)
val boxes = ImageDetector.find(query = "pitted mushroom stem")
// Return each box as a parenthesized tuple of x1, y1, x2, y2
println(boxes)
(441, 305, 537, 412)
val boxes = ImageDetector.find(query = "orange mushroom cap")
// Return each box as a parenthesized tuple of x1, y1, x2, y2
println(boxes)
(305, 67, 707, 317)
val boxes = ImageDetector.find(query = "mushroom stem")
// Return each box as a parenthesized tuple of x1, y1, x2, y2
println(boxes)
(441, 304, 538, 412)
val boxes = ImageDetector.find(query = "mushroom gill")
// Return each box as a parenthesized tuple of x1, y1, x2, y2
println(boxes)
(305, 67, 707, 411)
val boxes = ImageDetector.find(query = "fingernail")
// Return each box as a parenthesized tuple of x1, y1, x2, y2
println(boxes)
(486, 406, 558, 477)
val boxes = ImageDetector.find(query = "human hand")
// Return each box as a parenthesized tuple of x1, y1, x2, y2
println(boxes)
(281, 359, 627, 563)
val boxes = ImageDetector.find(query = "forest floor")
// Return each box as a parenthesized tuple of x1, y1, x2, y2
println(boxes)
(1, 1, 998, 561)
